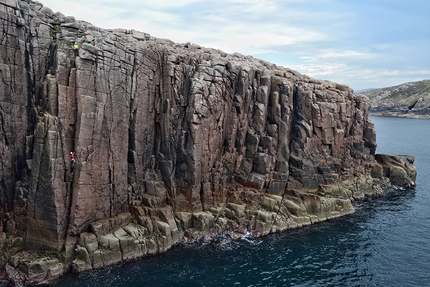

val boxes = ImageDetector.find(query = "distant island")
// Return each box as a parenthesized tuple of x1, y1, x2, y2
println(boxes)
(357, 80, 430, 119)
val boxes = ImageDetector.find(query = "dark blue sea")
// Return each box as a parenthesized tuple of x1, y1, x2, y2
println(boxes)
(53, 116, 430, 287)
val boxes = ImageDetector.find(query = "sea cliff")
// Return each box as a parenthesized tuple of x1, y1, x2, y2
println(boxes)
(0, 0, 417, 285)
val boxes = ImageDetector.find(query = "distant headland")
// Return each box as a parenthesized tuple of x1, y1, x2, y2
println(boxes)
(357, 79, 430, 119)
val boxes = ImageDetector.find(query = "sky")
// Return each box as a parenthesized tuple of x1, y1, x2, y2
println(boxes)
(38, 0, 430, 91)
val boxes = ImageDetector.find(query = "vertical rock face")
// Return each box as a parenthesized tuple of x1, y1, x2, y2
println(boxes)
(0, 0, 416, 285)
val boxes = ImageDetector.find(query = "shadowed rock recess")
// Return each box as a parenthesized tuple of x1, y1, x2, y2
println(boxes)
(0, 0, 417, 285)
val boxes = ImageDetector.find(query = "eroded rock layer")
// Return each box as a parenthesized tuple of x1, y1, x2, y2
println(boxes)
(0, 0, 417, 285)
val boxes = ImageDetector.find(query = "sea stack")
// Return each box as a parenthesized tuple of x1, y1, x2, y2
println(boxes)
(0, 0, 416, 285)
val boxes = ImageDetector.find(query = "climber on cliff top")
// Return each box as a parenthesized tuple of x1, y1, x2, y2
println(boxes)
(70, 151, 75, 171)
(73, 41, 79, 57)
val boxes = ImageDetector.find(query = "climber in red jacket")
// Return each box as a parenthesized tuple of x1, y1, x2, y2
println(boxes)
(70, 151, 75, 171)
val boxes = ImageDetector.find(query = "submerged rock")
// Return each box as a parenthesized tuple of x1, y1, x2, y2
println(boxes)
(0, 0, 417, 285)
(374, 154, 417, 188)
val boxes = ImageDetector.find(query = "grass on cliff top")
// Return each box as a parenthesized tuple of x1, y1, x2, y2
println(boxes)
(361, 79, 430, 107)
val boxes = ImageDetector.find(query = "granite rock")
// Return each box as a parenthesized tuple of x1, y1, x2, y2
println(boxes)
(0, 0, 417, 285)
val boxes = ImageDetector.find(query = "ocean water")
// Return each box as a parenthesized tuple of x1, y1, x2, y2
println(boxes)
(52, 115, 430, 287)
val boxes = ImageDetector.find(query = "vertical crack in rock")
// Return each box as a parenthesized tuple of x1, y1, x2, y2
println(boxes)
(127, 51, 138, 201)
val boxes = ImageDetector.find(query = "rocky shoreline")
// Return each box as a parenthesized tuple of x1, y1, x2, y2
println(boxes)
(370, 110, 430, 119)
(0, 0, 417, 285)
(1, 154, 416, 286)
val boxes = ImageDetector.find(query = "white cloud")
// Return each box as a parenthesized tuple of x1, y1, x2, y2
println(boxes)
(411, 70, 430, 75)
(37, 0, 430, 90)
(286, 49, 377, 83)
(382, 70, 400, 76)
(40, 0, 329, 50)
(315, 50, 375, 60)
(202, 26, 327, 55)
(53, 0, 203, 11)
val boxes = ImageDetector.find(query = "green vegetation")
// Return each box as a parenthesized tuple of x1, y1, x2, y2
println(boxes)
(49, 20, 61, 40)
(49, 15, 85, 55)
(360, 79, 430, 109)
